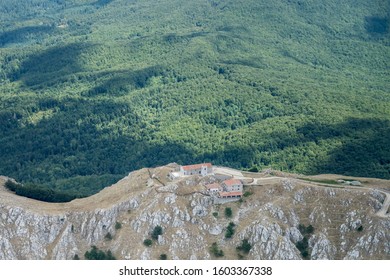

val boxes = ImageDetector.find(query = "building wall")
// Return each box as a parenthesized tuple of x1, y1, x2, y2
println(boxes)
(223, 183, 243, 192)
(214, 197, 241, 204)
(180, 165, 212, 176)
(183, 168, 202, 175)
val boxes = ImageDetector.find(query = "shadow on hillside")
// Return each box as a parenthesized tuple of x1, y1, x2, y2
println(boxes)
(294, 118, 390, 178)
(216, 25, 250, 34)
(203, 118, 390, 179)
(222, 57, 265, 69)
(0, 96, 197, 194)
(11, 42, 93, 87)
(163, 31, 210, 44)
(208, 145, 257, 169)
(93, 0, 115, 8)
(0, 25, 55, 47)
(86, 66, 165, 96)
(365, 16, 389, 35)
(312, 119, 390, 178)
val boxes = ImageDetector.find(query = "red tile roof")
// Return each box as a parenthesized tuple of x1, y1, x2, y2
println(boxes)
(219, 191, 243, 197)
(206, 183, 220, 190)
(181, 163, 212, 171)
(223, 178, 242, 186)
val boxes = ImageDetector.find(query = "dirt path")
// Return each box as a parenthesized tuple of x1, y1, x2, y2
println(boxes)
(215, 167, 390, 219)
(248, 177, 283, 185)
(213, 166, 245, 178)
(292, 179, 390, 218)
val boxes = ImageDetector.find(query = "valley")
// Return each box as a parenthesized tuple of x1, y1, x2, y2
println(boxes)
(0, 0, 389, 197)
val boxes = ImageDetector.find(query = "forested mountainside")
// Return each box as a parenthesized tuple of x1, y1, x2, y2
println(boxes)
(0, 0, 389, 197)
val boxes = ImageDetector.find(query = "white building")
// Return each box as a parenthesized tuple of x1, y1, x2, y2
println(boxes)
(169, 163, 213, 180)
(221, 178, 243, 192)
(179, 163, 213, 176)
(218, 191, 243, 199)
(216, 178, 243, 199)
(205, 183, 221, 193)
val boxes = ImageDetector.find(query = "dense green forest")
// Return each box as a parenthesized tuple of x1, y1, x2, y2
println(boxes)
(0, 0, 389, 198)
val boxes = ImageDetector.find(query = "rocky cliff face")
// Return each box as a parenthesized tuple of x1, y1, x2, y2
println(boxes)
(0, 165, 389, 260)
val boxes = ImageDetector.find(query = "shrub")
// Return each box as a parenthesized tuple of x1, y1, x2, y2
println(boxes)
(243, 191, 253, 197)
(104, 232, 113, 240)
(301, 250, 309, 258)
(306, 225, 314, 234)
(84, 246, 116, 260)
(72, 254, 80, 260)
(236, 239, 252, 254)
(224, 207, 232, 218)
(159, 254, 167, 260)
(225, 222, 236, 239)
(248, 166, 259, 172)
(151, 225, 163, 240)
(298, 224, 315, 235)
(296, 237, 308, 251)
(212, 212, 218, 218)
(4, 180, 19, 192)
(295, 224, 315, 259)
(143, 239, 152, 246)
(210, 242, 224, 257)
(115, 221, 122, 230)
(105, 250, 115, 260)
(295, 237, 309, 259)
(357, 225, 363, 232)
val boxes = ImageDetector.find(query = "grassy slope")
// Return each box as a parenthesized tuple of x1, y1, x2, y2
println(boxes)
(0, 0, 389, 195)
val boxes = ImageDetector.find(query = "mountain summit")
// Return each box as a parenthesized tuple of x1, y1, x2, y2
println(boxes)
(0, 164, 389, 260)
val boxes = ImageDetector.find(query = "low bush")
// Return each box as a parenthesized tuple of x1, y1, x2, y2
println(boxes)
(298, 224, 314, 235)
(295, 224, 315, 259)
(84, 246, 116, 260)
(248, 166, 259, 172)
(210, 242, 224, 257)
(225, 222, 236, 239)
(104, 232, 113, 240)
(151, 225, 163, 240)
(236, 239, 252, 254)
(243, 191, 253, 197)
(225, 207, 232, 218)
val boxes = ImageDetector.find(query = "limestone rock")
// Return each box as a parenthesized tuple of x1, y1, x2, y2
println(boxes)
(0, 166, 388, 260)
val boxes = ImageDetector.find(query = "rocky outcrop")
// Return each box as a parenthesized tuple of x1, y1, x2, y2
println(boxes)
(0, 168, 389, 260)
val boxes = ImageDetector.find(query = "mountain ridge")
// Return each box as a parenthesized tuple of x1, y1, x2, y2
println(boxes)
(1, 164, 389, 260)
